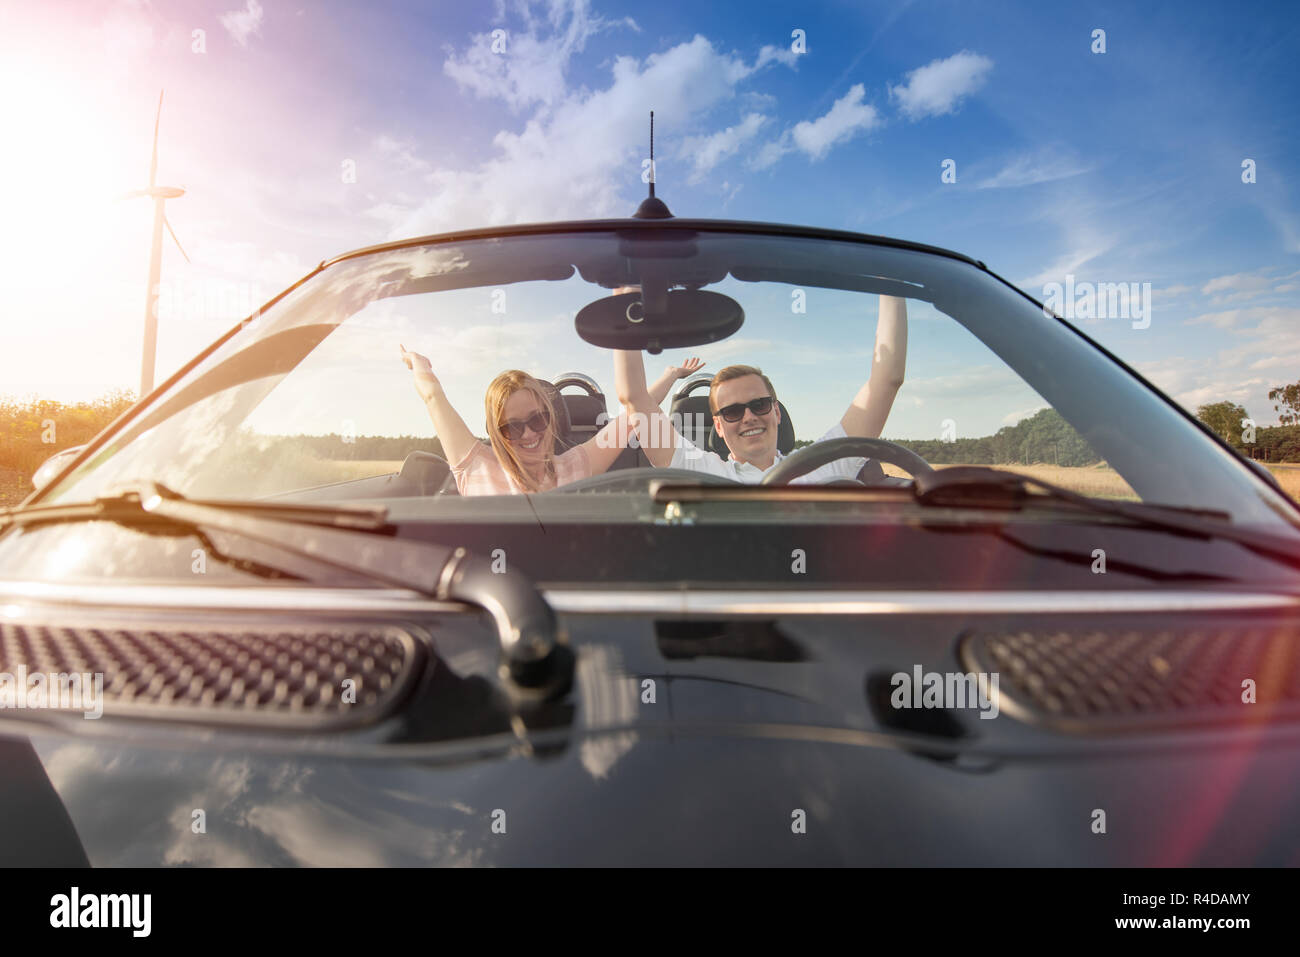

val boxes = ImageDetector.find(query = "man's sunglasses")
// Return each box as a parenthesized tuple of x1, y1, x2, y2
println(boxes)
(498, 409, 551, 441)
(714, 396, 775, 422)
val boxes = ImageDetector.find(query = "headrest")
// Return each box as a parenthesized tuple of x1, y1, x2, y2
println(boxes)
(528, 380, 574, 452)
(668, 394, 714, 449)
(559, 392, 608, 430)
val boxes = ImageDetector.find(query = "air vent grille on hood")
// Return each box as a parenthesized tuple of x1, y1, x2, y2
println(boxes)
(0, 621, 423, 730)
(961, 625, 1300, 732)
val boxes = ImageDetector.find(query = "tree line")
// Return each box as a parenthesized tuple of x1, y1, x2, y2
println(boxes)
(792, 407, 1105, 466)
(895, 408, 1103, 466)
(5, 377, 1298, 487)
(1196, 393, 1300, 463)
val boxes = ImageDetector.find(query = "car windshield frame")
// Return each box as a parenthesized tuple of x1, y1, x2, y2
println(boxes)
(25, 219, 1300, 535)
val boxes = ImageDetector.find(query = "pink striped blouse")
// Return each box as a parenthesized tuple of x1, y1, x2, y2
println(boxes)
(451, 441, 593, 495)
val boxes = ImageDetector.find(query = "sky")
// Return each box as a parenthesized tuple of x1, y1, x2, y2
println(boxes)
(1, 0, 1298, 437)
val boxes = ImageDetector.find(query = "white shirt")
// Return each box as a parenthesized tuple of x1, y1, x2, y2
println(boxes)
(669, 422, 870, 484)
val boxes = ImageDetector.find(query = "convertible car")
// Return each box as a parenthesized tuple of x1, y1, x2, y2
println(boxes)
(3, 193, 1300, 867)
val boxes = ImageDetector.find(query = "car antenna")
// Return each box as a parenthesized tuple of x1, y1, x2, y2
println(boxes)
(632, 110, 673, 219)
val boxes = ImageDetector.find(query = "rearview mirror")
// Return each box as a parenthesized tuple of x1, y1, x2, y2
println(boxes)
(575, 289, 743, 354)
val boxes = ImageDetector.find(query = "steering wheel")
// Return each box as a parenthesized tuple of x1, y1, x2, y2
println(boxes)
(761, 437, 935, 486)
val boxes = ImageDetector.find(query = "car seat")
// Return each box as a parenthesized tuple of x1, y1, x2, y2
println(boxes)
(548, 373, 604, 448)
(532, 378, 575, 450)
(547, 372, 649, 470)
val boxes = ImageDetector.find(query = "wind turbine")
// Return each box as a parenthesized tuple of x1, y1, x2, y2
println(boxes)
(121, 90, 189, 399)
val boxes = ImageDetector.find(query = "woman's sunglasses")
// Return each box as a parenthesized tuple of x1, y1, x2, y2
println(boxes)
(714, 396, 775, 423)
(498, 408, 551, 441)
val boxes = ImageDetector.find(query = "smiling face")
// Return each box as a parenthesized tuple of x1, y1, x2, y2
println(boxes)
(500, 387, 551, 464)
(711, 373, 781, 466)
(484, 370, 559, 492)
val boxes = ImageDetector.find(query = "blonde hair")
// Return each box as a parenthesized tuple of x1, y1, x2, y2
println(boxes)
(709, 364, 778, 414)
(484, 370, 560, 493)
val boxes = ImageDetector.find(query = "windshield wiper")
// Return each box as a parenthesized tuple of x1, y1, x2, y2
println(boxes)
(0, 482, 571, 699)
(913, 466, 1300, 570)
(0, 488, 393, 533)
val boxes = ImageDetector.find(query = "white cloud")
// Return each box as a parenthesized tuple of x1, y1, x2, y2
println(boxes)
(1133, 356, 1204, 398)
(1185, 305, 1300, 331)
(680, 113, 767, 183)
(375, 32, 796, 238)
(1248, 350, 1300, 372)
(1017, 243, 1113, 290)
(1202, 272, 1272, 296)
(1151, 283, 1199, 299)
(905, 364, 1032, 401)
(1002, 405, 1049, 426)
(1169, 377, 1271, 415)
(374, 135, 432, 176)
(889, 51, 993, 120)
(791, 84, 879, 160)
(1199, 268, 1300, 304)
(1133, 356, 1267, 414)
(753, 44, 800, 70)
(751, 84, 880, 170)
(751, 138, 791, 171)
(1134, 305, 1300, 423)
(739, 91, 778, 112)
(976, 151, 1092, 189)
(220, 0, 264, 49)
(443, 0, 638, 112)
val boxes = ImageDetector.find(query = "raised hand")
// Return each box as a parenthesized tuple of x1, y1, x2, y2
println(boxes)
(400, 343, 442, 404)
(401, 343, 479, 468)
(665, 357, 706, 380)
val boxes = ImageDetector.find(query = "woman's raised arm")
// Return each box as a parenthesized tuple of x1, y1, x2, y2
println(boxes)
(647, 357, 706, 407)
(400, 344, 480, 467)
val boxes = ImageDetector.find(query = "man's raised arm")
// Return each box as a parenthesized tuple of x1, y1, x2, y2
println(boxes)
(613, 349, 680, 468)
(840, 295, 907, 439)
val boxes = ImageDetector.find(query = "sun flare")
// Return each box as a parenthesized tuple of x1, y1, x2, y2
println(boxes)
(0, 55, 143, 265)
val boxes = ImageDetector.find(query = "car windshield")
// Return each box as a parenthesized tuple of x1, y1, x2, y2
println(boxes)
(35, 227, 1300, 533)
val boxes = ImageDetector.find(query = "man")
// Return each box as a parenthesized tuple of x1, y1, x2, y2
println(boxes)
(614, 294, 907, 483)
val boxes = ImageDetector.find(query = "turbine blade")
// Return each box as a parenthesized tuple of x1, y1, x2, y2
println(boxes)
(149, 90, 163, 188)
(164, 215, 190, 263)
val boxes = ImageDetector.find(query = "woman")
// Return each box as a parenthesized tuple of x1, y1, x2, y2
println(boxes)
(400, 344, 703, 495)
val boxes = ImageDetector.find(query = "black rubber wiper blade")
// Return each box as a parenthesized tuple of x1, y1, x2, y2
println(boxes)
(1, 482, 572, 699)
(0, 489, 390, 532)
(913, 466, 1300, 568)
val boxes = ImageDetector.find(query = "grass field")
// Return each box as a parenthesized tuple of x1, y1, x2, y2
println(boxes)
(880, 462, 1140, 499)
(883, 462, 1300, 502)
(1268, 463, 1300, 500)
(308, 459, 405, 482)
